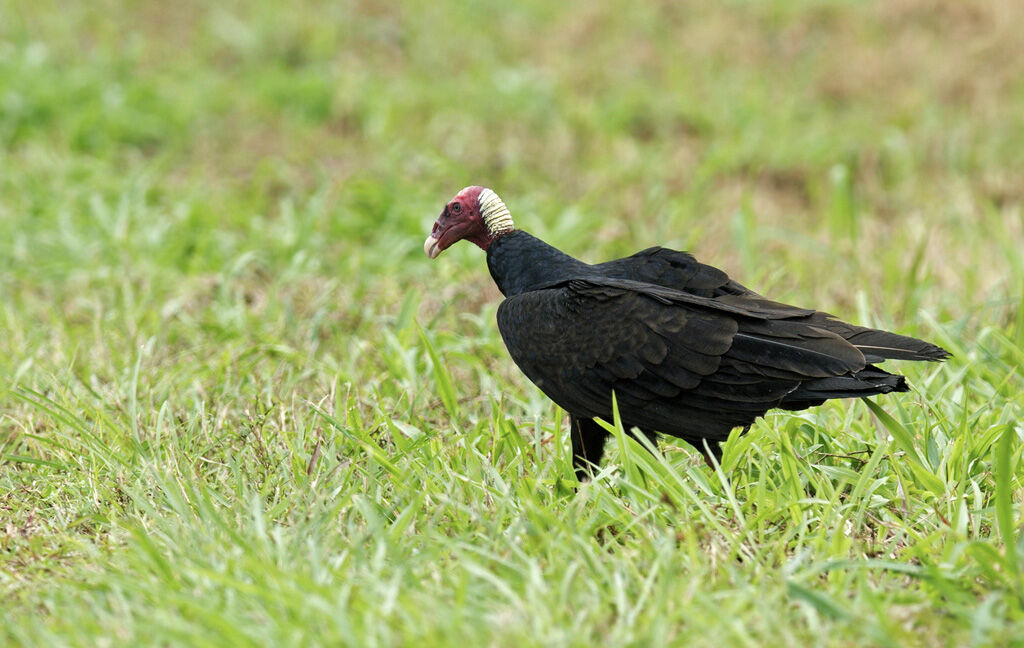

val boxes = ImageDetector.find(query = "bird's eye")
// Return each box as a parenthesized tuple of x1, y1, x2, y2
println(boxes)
(451, 202, 461, 213)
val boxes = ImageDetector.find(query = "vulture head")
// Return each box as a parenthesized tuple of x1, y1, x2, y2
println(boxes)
(424, 186, 514, 258)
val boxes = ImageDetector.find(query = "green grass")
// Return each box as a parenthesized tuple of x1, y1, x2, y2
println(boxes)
(2, 0, 1024, 645)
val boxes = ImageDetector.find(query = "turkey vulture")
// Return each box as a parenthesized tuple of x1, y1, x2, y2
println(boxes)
(424, 186, 950, 480)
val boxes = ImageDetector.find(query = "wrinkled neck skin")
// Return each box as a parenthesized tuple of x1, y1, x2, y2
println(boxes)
(486, 230, 590, 297)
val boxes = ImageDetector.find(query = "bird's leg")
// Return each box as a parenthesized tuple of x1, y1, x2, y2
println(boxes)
(569, 416, 610, 481)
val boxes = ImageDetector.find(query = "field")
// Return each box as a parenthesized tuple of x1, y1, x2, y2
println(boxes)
(2, 0, 1024, 645)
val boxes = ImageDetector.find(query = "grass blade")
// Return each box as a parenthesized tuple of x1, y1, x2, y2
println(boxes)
(994, 424, 1019, 579)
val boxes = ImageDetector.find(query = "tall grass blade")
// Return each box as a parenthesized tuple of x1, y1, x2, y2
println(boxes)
(994, 424, 1019, 579)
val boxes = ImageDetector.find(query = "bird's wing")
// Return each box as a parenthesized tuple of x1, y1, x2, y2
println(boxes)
(595, 246, 756, 297)
(598, 248, 951, 362)
(800, 316, 952, 363)
(496, 277, 867, 441)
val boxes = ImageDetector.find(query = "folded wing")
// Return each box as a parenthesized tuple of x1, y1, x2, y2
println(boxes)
(496, 277, 887, 443)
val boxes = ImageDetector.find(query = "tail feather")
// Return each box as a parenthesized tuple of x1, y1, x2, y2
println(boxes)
(779, 365, 909, 411)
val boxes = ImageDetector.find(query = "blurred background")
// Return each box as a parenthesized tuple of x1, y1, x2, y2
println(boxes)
(3, 0, 1022, 316)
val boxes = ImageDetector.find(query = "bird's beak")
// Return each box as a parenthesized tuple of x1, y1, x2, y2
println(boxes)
(423, 233, 441, 259)
(424, 210, 445, 259)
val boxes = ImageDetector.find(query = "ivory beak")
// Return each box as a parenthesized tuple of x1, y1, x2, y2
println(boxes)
(423, 234, 441, 259)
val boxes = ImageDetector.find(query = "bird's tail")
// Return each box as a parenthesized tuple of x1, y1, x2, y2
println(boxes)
(778, 365, 909, 411)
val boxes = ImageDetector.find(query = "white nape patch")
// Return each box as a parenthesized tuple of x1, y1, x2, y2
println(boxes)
(477, 187, 514, 235)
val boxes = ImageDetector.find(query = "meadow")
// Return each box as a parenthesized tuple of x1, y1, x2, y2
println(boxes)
(2, 0, 1023, 645)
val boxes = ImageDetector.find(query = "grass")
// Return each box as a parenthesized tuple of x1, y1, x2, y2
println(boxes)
(2, 0, 1024, 645)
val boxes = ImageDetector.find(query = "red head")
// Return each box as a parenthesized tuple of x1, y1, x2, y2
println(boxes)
(424, 186, 514, 259)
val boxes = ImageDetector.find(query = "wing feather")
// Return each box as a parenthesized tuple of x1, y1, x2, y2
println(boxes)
(496, 277, 877, 442)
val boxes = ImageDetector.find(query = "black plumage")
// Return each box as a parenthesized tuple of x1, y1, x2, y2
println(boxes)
(425, 187, 950, 480)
